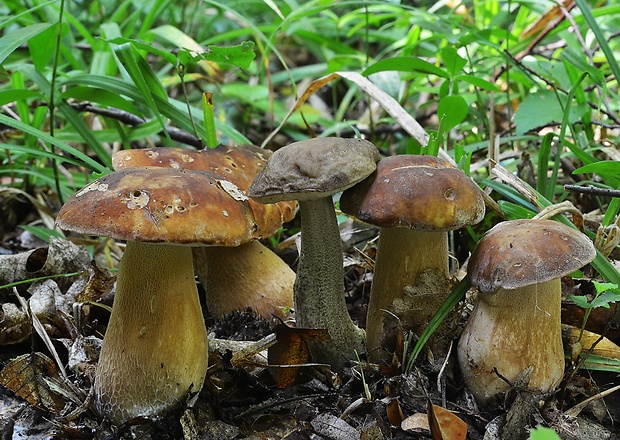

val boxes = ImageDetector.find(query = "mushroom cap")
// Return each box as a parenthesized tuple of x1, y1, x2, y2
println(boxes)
(340, 155, 485, 231)
(469, 219, 596, 294)
(56, 168, 257, 246)
(248, 137, 380, 203)
(112, 145, 297, 239)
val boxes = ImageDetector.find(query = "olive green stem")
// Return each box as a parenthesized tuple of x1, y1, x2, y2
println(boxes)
(294, 198, 365, 370)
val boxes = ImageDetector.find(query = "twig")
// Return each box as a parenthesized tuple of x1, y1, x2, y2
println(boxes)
(564, 184, 620, 198)
(68, 102, 203, 148)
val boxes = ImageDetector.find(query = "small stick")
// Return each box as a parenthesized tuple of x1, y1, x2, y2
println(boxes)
(564, 184, 620, 198)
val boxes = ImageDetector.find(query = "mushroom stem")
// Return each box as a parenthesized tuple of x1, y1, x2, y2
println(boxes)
(294, 198, 365, 370)
(366, 228, 450, 362)
(192, 241, 294, 320)
(94, 241, 208, 423)
(457, 278, 564, 405)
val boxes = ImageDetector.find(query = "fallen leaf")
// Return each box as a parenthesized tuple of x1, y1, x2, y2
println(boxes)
(427, 400, 467, 440)
(0, 352, 69, 412)
(386, 399, 405, 427)
(268, 323, 329, 388)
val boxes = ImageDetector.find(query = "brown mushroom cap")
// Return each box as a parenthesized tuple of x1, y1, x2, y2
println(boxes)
(469, 219, 596, 294)
(249, 137, 380, 203)
(340, 155, 485, 231)
(112, 146, 297, 239)
(56, 168, 256, 246)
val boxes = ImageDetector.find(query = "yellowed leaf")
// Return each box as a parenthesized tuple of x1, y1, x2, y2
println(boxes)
(262, 71, 429, 148)
(427, 401, 468, 440)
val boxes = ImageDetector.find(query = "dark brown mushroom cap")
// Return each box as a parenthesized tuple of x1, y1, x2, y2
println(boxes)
(469, 219, 596, 294)
(56, 168, 256, 246)
(340, 155, 485, 231)
(112, 146, 297, 239)
(249, 137, 380, 203)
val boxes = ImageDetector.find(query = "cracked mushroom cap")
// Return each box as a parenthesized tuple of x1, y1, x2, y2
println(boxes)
(340, 155, 485, 231)
(112, 145, 297, 239)
(56, 168, 257, 246)
(248, 137, 380, 203)
(469, 219, 596, 294)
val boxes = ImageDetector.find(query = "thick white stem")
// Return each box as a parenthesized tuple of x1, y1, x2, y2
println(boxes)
(193, 241, 294, 319)
(366, 228, 449, 362)
(457, 279, 564, 405)
(94, 241, 208, 423)
(295, 198, 365, 370)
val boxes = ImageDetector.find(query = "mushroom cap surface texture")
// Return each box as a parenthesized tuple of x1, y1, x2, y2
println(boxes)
(248, 137, 380, 203)
(469, 219, 596, 294)
(112, 145, 297, 239)
(56, 168, 256, 246)
(340, 155, 485, 230)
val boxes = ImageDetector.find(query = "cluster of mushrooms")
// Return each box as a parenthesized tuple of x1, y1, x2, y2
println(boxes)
(55, 137, 596, 424)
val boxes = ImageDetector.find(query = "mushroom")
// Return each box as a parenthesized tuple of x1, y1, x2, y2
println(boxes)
(340, 155, 485, 362)
(112, 145, 297, 319)
(457, 219, 596, 405)
(249, 137, 380, 369)
(56, 168, 257, 423)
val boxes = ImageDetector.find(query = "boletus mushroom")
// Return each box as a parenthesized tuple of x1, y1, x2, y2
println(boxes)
(56, 168, 257, 423)
(340, 155, 485, 362)
(112, 145, 297, 320)
(457, 219, 596, 405)
(249, 137, 380, 370)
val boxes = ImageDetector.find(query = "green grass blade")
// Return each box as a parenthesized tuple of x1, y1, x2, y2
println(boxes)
(0, 113, 109, 173)
(0, 23, 53, 65)
(405, 278, 470, 372)
(573, 0, 620, 85)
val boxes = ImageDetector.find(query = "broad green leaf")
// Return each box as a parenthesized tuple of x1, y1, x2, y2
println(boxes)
(363, 56, 448, 78)
(440, 47, 466, 77)
(529, 426, 561, 440)
(28, 23, 59, 72)
(437, 95, 468, 132)
(455, 75, 499, 91)
(573, 161, 620, 177)
(514, 90, 587, 135)
(569, 291, 620, 309)
(0, 23, 53, 65)
(195, 41, 256, 70)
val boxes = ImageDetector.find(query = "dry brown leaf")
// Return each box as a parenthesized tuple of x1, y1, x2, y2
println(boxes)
(427, 400, 468, 440)
(267, 323, 329, 388)
(401, 412, 430, 432)
(386, 399, 405, 427)
(521, 0, 575, 39)
(562, 324, 620, 359)
(262, 71, 429, 148)
(0, 352, 69, 413)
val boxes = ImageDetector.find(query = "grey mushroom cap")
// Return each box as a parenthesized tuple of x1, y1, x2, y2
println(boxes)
(469, 219, 596, 294)
(249, 137, 380, 203)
